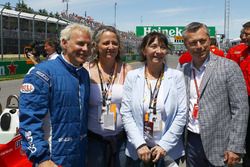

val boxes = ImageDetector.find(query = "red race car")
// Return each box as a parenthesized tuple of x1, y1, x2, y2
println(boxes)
(0, 95, 32, 167)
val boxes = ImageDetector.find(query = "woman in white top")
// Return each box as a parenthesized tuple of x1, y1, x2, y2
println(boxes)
(85, 25, 131, 167)
(120, 31, 187, 167)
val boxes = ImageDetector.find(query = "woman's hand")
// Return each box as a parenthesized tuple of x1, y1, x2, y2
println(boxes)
(151, 145, 166, 163)
(137, 144, 151, 162)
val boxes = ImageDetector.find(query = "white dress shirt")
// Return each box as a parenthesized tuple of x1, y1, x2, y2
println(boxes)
(187, 58, 209, 134)
(47, 52, 59, 60)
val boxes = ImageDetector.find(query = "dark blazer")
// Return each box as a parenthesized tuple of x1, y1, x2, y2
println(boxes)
(183, 53, 249, 166)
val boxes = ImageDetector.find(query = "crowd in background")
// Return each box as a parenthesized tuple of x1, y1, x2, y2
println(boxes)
(60, 11, 141, 54)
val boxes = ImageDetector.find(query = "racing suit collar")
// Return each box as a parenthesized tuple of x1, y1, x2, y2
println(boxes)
(58, 55, 83, 75)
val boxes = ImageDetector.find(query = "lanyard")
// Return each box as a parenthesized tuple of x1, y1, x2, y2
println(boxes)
(192, 69, 200, 104)
(145, 64, 164, 114)
(97, 62, 118, 107)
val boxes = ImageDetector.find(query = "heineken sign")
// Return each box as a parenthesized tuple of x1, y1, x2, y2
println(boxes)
(136, 26, 216, 38)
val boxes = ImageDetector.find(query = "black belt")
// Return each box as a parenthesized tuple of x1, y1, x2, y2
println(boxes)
(88, 130, 126, 142)
(187, 130, 200, 136)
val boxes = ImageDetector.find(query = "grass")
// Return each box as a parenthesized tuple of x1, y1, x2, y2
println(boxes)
(0, 74, 25, 81)
(0, 54, 46, 62)
(0, 57, 27, 62)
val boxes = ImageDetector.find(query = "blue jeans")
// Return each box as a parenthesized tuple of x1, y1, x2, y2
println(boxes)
(86, 131, 126, 167)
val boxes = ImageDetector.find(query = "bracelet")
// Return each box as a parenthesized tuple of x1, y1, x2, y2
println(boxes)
(137, 143, 147, 150)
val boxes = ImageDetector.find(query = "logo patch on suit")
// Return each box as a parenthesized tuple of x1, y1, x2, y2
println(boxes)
(20, 83, 35, 93)
(35, 71, 49, 82)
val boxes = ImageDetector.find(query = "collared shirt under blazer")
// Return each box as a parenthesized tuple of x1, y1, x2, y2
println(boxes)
(183, 53, 249, 166)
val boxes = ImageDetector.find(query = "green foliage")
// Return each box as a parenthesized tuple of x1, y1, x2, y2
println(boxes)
(55, 12, 61, 19)
(4, 2, 12, 10)
(27, 7, 34, 13)
(38, 9, 49, 16)
(14, 0, 59, 19)
(49, 12, 54, 17)
(15, 0, 31, 13)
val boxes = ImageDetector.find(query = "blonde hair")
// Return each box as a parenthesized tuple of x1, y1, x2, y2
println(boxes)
(91, 25, 122, 61)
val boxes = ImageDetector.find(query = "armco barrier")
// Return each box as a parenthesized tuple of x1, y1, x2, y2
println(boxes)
(0, 55, 141, 78)
(0, 60, 33, 78)
(121, 54, 141, 62)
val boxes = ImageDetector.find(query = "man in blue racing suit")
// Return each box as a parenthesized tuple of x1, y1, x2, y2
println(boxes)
(19, 23, 91, 167)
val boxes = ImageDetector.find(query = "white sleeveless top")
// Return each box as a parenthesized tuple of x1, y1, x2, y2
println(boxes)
(87, 64, 125, 137)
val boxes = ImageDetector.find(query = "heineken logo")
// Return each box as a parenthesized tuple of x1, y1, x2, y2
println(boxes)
(136, 26, 216, 38)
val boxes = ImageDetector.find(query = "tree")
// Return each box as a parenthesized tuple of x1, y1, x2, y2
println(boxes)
(12, 0, 58, 19)
(28, 7, 34, 13)
(38, 9, 48, 16)
(16, 0, 28, 12)
(49, 12, 54, 17)
(55, 12, 61, 19)
(4, 2, 12, 10)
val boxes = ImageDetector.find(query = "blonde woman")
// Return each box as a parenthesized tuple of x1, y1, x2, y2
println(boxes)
(85, 25, 131, 167)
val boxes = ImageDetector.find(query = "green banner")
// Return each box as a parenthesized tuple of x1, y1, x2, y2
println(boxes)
(136, 26, 216, 38)
(0, 61, 33, 77)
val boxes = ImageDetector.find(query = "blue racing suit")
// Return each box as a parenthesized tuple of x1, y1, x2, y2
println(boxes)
(19, 55, 90, 167)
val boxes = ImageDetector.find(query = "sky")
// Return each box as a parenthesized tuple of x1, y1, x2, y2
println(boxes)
(1, 0, 249, 39)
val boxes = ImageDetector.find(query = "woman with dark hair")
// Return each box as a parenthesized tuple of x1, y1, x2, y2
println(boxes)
(121, 31, 187, 167)
(84, 25, 131, 167)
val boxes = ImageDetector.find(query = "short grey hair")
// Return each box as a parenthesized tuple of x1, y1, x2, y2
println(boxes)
(182, 22, 210, 40)
(60, 23, 91, 48)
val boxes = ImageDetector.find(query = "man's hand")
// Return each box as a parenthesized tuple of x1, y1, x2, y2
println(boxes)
(151, 145, 166, 163)
(224, 151, 241, 167)
(137, 145, 151, 163)
(38, 160, 58, 167)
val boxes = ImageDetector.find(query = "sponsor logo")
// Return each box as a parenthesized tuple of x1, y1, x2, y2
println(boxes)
(0, 66, 5, 76)
(234, 51, 241, 54)
(58, 137, 73, 142)
(7, 63, 17, 75)
(15, 139, 22, 149)
(20, 83, 35, 93)
(142, 26, 183, 37)
(25, 131, 37, 153)
(36, 71, 49, 82)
